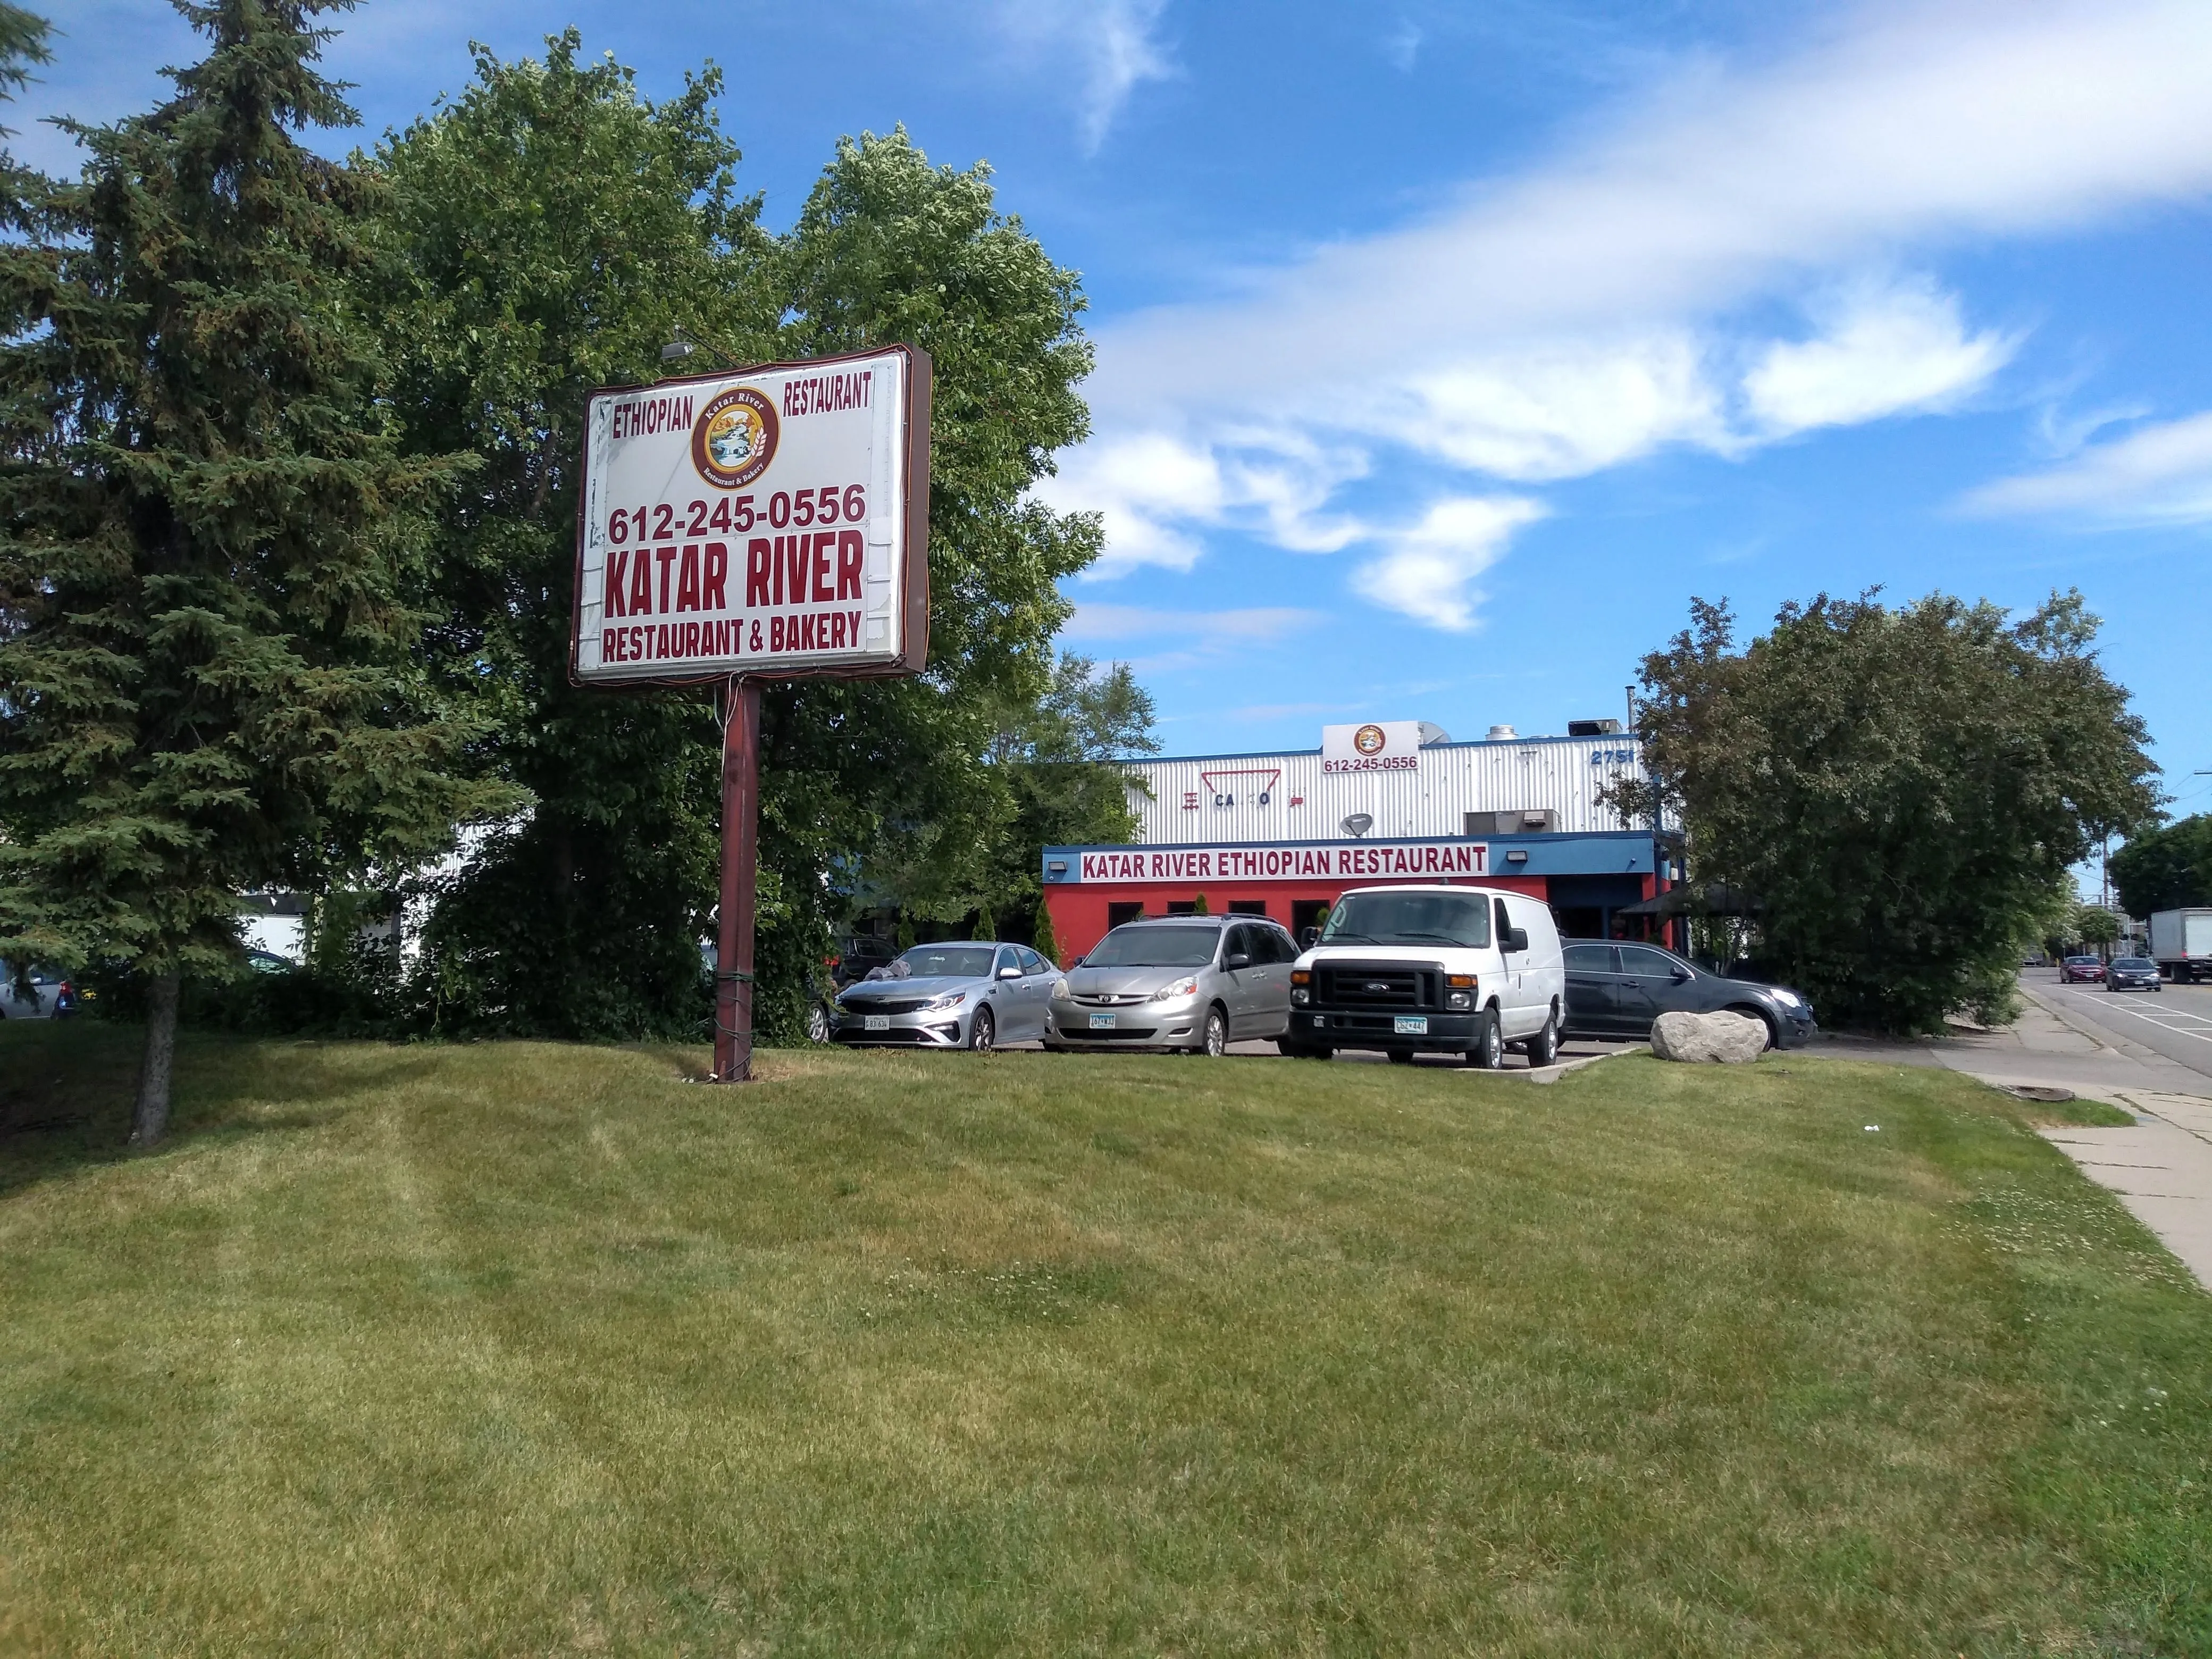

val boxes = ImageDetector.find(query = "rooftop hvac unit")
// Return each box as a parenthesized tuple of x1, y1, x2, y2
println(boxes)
(1566, 718, 1624, 736)
(1466, 808, 1557, 836)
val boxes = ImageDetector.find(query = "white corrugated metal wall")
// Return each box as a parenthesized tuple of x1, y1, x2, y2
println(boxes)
(1120, 735, 1653, 845)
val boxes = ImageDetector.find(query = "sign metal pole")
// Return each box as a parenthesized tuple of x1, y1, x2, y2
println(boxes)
(715, 675, 761, 1082)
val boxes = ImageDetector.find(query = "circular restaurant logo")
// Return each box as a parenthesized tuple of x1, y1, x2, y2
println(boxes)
(1353, 723, 1387, 756)
(691, 386, 778, 489)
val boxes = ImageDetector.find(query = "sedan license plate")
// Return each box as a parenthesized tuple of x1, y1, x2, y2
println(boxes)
(1088, 1012, 1117, 1029)
(864, 1014, 890, 1032)
(1393, 1015, 1428, 1036)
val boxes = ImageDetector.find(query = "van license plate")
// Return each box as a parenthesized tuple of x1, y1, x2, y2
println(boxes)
(1089, 1013, 1116, 1029)
(1394, 1016, 1428, 1035)
(864, 1015, 890, 1032)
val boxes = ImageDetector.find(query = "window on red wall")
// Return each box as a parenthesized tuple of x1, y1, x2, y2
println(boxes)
(1228, 900, 1268, 916)
(1107, 901, 1145, 928)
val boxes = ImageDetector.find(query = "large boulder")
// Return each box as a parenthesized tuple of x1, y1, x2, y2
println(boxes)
(1650, 1010, 1768, 1064)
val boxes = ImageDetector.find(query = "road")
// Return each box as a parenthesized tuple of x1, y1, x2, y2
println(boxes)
(2030, 966, 2212, 1089)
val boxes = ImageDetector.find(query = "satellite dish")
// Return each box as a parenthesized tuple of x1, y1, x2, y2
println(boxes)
(1341, 813, 1373, 838)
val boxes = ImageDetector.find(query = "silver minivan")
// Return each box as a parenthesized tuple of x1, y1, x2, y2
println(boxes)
(1045, 915, 1299, 1055)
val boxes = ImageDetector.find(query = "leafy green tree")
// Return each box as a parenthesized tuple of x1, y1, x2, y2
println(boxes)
(977, 654, 1154, 937)
(2110, 814, 2212, 917)
(2073, 903, 2122, 957)
(0, 0, 502, 1141)
(369, 34, 775, 1038)
(1631, 591, 2158, 1033)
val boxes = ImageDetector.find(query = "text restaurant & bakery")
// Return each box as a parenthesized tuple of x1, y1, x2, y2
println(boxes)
(1040, 719, 1680, 961)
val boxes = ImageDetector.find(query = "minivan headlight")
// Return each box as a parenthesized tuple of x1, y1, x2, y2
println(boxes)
(1150, 975, 1200, 1002)
(1050, 978, 1071, 1000)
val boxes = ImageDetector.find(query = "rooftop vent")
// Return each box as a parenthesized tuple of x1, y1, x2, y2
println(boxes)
(1486, 724, 1517, 741)
(1566, 718, 1624, 737)
(1417, 721, 1452, 746)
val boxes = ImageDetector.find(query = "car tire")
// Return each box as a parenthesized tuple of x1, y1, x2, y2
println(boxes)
(1727, 1006, 1778, 1050)
(1526, 1008, 1560, 1068)
(807, 1002, 832, 1044)
(967, 1006, 995, 1052)
(1467, 1008, 1503, 1069)
(1200, 1005, 1228, 1057)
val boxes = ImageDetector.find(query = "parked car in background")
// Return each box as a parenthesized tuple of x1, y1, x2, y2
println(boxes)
(2059, 955, 2106, 984)
(828, 933, 900, 990)
(0, 961, 72, 1019)
(1286, 885, 1565, 1068)
(1562, 941, 1815, 1049)
(1048, 915, 1298, 1055)
(2104, 956, 2164, 993)
(830, 941, 1059, 1051)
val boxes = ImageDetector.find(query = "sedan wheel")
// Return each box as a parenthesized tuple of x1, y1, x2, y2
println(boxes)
(967, 1006, 995, 1052)
(807, 1002, 831, 1045)
(1727, 1006, 1778, 1050)
(1200, 1006, 1228, 1057)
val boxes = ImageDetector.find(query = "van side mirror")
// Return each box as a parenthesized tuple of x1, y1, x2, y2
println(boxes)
(1300, 926, 1320, 949)
(1225, 951, 1251, 970)
(1504, 926, 1529, 953)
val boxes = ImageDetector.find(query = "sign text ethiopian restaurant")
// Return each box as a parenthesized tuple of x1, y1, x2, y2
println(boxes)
(1064, 840, 1489, 884)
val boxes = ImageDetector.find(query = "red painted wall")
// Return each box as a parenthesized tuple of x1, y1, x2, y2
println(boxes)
(1042, 874, 1555, 965)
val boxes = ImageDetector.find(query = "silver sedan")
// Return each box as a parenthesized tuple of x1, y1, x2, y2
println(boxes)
(830, 942, 1060, 1051)
(1045, 917, 1297, 1055)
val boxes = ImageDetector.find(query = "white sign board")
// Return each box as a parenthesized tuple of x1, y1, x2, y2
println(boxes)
(1321, 720, 1426, 774)
(570, 344, 931, 685)
(1064, 840, 1488, 883)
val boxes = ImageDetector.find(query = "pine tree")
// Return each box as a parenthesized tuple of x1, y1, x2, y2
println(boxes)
(0, 0, 501, 1142)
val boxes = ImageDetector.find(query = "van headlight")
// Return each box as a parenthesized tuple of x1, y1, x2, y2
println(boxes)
(920, 990, 968, 1012)
(1050, 978, 1071, 1000)
(1291, 987, 1309, 1006)
(1446, 990, 1472, 1010)
(1150, 975, 1200, 1002)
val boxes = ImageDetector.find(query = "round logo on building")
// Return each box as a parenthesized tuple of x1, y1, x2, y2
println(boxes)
(1353, 724, 1387, 756)
(691, 386, 779, 489)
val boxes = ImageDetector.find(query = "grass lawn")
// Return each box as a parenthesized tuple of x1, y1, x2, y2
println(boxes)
(2, 1026, 2209, 1656)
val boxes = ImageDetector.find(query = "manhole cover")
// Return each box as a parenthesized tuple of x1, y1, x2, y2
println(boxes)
(2005, 1085, 2075, 1104)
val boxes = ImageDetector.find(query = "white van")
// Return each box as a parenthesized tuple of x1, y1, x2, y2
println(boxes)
(1284, 884, 1567, 1068)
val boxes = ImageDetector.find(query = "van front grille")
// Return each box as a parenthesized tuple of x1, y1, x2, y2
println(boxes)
(1317, 963, 1438, 1009)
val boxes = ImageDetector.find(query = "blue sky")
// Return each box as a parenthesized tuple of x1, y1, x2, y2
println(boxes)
(21, 0, 2212, 827)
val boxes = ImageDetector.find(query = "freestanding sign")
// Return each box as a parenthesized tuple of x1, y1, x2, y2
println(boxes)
(572, 343, 933, 1080)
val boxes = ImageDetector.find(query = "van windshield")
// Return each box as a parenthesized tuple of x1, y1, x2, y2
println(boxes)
(1085, 925, 1220, 967)
(1322, 892, 1492, 949)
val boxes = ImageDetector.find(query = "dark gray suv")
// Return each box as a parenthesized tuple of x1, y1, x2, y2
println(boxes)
(1562, 941, 1815, 1049)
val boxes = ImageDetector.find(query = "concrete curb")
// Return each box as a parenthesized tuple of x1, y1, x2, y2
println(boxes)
(1469, 1051, 1620, 1087)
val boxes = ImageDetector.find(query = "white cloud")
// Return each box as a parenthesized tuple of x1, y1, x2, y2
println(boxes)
(1742, 275, 2016, 435)
(1371, 330, 1730, 480)
(1960, 410, 2212, 523)
(1066, 0, 2212, 613)
(996, 0, 1173, 153)
(1351, 496, 1547, 631)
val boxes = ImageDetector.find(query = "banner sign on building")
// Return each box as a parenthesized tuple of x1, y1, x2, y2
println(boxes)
(1057, 839, 1489, 884)
(569, 343, 931, 686)
(1320, 720, 1426, 774)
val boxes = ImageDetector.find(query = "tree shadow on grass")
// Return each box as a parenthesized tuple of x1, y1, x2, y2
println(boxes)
(0, 1020, 444, 1199)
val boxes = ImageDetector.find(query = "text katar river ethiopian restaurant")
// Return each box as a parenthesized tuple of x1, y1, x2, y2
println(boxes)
(1073, 841, 1492, 884)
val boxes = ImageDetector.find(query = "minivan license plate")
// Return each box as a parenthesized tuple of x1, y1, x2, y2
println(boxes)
(1394, 1015, 1428, 1035)
(1089, 1013, 1116, 1029)
(864, 1014, 890, 1032)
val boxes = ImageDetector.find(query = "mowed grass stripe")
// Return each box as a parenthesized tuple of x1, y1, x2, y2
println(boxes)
(1, 1025, 2206, 1655)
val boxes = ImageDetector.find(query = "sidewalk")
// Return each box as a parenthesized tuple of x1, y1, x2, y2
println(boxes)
(1802, 988, 2212, 1288)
